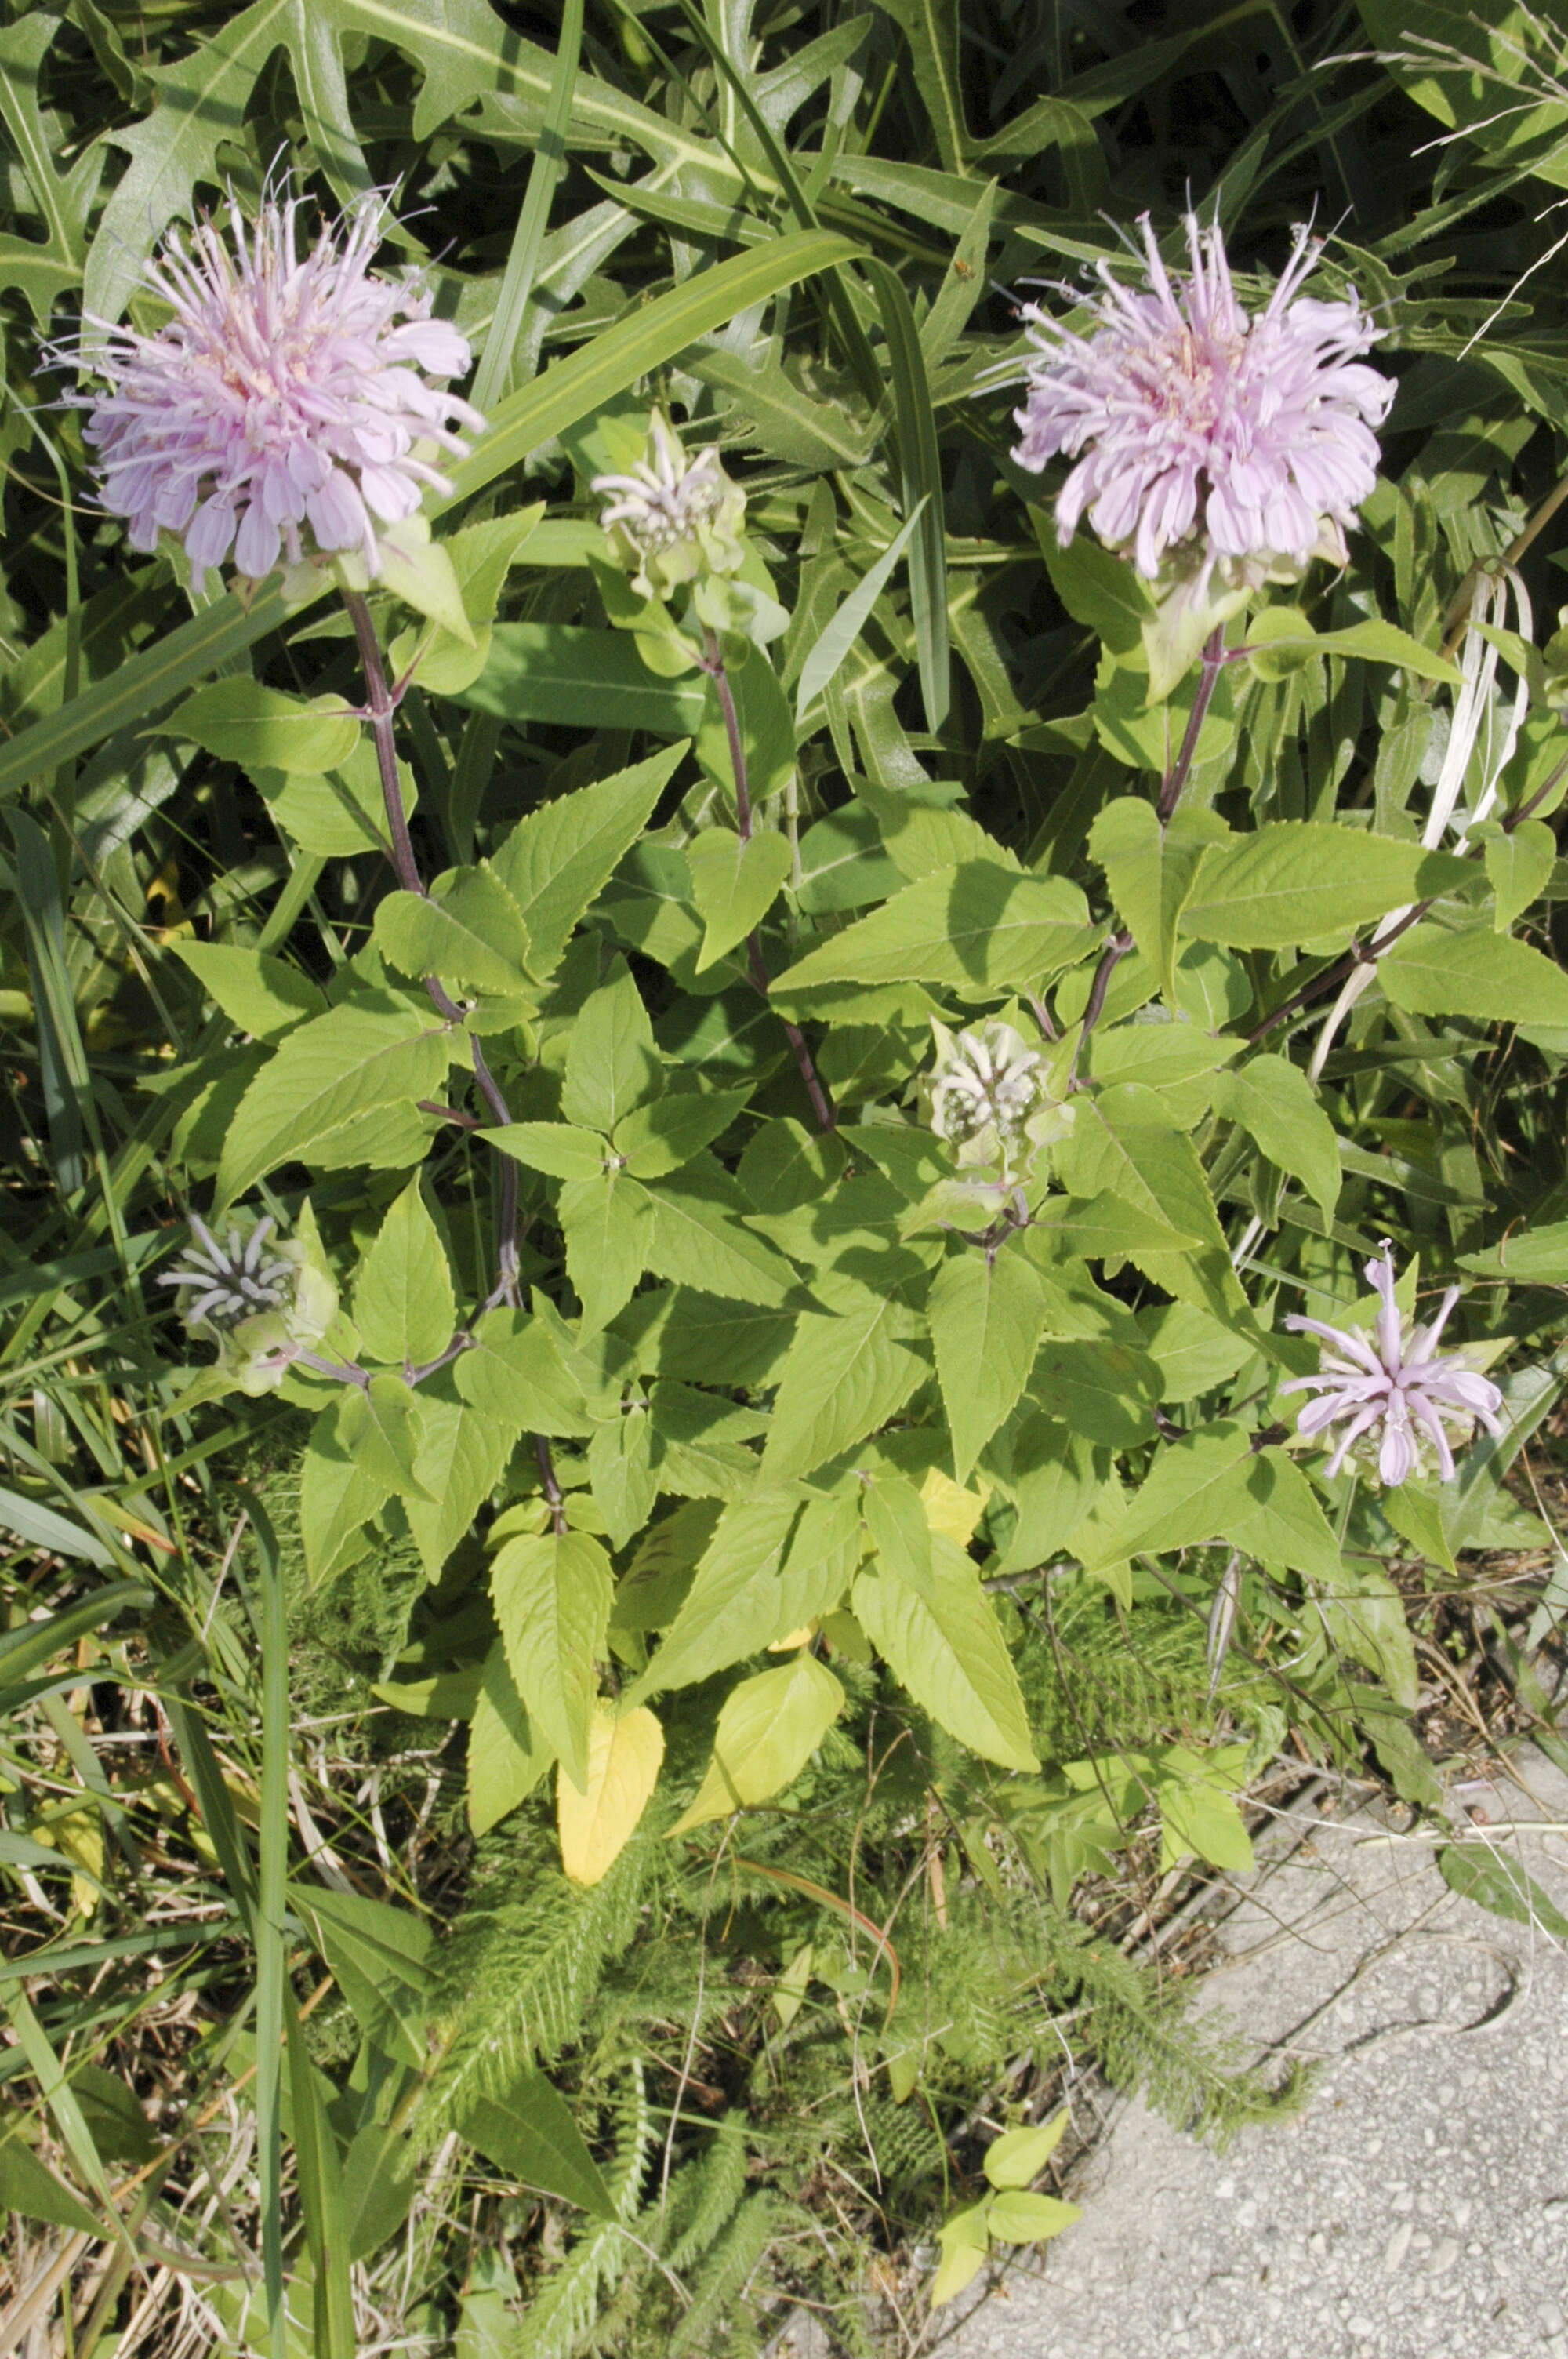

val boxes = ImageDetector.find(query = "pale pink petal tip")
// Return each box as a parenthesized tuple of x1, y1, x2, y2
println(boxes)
(53, 192, 482, 584)
(1008, 211, 1392, 583)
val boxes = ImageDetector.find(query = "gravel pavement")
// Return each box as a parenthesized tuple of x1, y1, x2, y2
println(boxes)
(936, 1744, 1568, 2359)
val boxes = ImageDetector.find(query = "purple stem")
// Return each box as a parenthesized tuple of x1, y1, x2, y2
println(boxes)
(1075, 929, 1134, 1066)
(1247, 898, 1432, 1046)
(406, 1332, 474, 1386)
(1156, 626, 1225, 827)
(702, 629, 837, 1133)
(535, 1434, 568, 1536)
(702, 629, 753, 842)
(343, 588, 520, 1301)
(295, 1349, 370, 1390)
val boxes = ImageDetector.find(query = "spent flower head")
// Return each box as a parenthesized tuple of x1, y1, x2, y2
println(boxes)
(159, 1212, 338, 1395)
(1281, 1243, 1504, 1488)
(924, 1017, 1073, 1187)
(52, 191, 482, 591)
(593, 412, 746, 603)
(1007, 213, 1392, 608)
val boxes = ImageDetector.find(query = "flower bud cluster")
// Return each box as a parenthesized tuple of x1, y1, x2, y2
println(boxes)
(923, 1018, 1074, 1186)
(159, 1213, 339, 1395)
(593, 412, 746, 606)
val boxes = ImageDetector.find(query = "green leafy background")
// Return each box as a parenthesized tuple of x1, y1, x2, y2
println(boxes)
(3, 0, 1568, 2350)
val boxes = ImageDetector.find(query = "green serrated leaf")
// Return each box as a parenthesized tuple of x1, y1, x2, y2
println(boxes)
(615, 1089, 751, 1178)
(1482, 819, 1556, 932)
(586, 1405, 656, 1552)
(1210, 1055, 1341, 1223)
(215, 995, 453, 1206)
(488, 747, 688, 977)
(1180, 824, 1472, 949)
(760, 1296, 927, 1481)
(927, 1249, 1048, 1485)
(339, 1374, 434, 1502)
(856, 1476, 1038, 1772)
(299, 1396, 390, 1587)
(485, 1121, 610, 1180)
(456, 624, 707, 734)
(630, 1490, 860, 1700)
(491, 1530, 612, 1794)
(558, 1170, 652, 1336)
(1381, 920, 1568, 1027)
(171, 942, 327, 1041)
(644, 1161, 802, 1307)
(772, 863, 1095, 1000)
(374, 870, 530, 997)
(561, 969, 660, 1132)
(687, 828, 794, 969)
(453, 1307, 597, 1437)
(164, 679, 359, 775)
(405, 1393, 513, 1578)
(467, 1640, 554, 1834)
(1089, 796, 1228, 1001)
(354, 1179, 456, 1367)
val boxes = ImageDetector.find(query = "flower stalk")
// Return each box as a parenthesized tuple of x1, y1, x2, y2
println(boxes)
(342, 587, 521, 1302)
(699, 631, 837, 1134)
(1156, 627, 1225, 825)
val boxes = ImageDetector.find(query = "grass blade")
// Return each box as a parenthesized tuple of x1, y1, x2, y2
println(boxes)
(795, 497, 928, 723)
(470, 0, 583, 410)
(286, 1979, 356, 2357)
(861, 257, 951, 729)
(249, 1492, 290, 2357)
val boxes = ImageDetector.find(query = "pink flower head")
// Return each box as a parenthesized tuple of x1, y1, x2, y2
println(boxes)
(1281, 1243, 1504, 1488)
(1008, 213, 1393, 586)
(52, 192, 482, 587)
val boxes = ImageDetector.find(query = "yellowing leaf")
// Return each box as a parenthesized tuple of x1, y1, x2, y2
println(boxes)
(983, 2110, 1069, 2189)
(34, 1804, 105, 1916)
(670, 1652, 844, 1835)
(920, 1466, 990, 1547)
(985, 2188, 1081, 2244)
(766, 1623, 818, 1652)
(929, 2201, 990, 2306)
(557, 1703, 665, 1886)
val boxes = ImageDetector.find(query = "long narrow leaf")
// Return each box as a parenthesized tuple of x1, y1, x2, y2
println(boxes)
(861, 258, 951, 729)
(285, 1979, 356, 2358)
(662, 0, 885, 411)
(250, 1494, 290, 2357)
(470, 0, 583, 409)
(795, 498, 928, 722)
(4, 811, 89, 1190)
